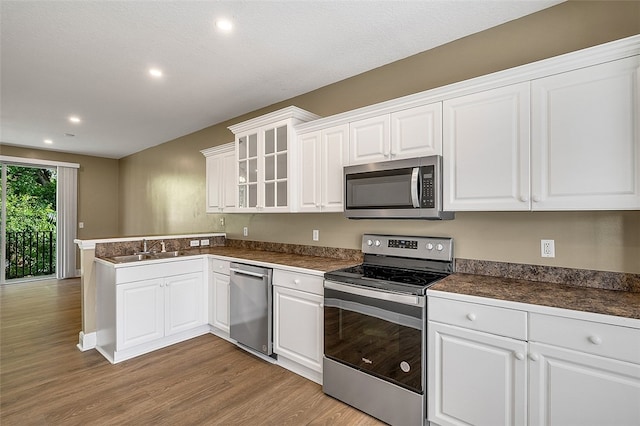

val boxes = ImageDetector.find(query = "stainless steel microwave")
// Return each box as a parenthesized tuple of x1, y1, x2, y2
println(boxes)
(344, 155, 454, 220)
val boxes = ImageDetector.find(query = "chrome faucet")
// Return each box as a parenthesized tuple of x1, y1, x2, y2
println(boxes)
(140, 239, 165, 254)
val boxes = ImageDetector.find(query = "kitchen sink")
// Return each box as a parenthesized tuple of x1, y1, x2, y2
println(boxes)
(149, 251, 181, 259)
(109, 251, 183, 263)
(111, 254, 149, 263)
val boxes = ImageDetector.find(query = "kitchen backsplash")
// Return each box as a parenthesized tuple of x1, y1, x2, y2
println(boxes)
(225, 239, 363, 262)
(456, 258, 640, 293)
(94, 236, 638, 293)
(95, 235, 226, 258)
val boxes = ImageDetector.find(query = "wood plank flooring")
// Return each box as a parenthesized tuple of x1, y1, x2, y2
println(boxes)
(1, 278, 384, 425)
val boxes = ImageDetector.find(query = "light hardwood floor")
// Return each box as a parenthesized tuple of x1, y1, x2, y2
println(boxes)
(0, 278, 384, 425)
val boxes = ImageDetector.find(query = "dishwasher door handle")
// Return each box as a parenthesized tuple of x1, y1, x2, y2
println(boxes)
(230, 268, 267, 279)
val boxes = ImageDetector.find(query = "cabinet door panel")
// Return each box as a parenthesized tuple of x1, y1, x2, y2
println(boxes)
(205, 156, 222, 212)
(322, 124, 348, 211)
(529, 342, 640, 426)
(117, 278, 164, 350)
(349, 115, 390, 165)
(443, 83, 530, 211)
(531, 56, 640, 209)
(165, 272, 204, 335)
(212, 273, 230, 332)
(274, 286, 323, 371)
(391, 103, 442, 158)
(429, 322, 526, 426)
(298, 131, 321, 211)
(222, 151, 236, 210)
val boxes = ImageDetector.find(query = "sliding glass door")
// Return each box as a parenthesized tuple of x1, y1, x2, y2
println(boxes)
(1, 157, 78, 284)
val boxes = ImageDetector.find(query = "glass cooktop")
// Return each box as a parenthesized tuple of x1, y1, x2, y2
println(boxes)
(324, 263, 448, 296)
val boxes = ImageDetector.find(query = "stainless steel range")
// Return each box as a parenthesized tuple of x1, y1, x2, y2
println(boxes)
(323, 234, 453, 426)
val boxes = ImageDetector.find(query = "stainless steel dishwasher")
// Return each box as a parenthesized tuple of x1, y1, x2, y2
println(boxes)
(229, 262, 275, 358)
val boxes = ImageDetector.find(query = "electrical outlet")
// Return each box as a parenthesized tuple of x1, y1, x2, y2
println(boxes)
(541, 239, 555, 258)
(312, 229, 319, 241)
(220, 217, 225, 227)
(190, 240, 200, 247)
(78, 222, 84, 229)
(243, 227, 248, 237)
(200, 239, 210, 246)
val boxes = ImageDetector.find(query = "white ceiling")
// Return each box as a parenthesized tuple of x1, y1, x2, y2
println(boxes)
(1, 1, 561, 159)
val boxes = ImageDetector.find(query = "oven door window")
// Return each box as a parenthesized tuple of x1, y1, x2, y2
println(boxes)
(324, 288, 424, 393)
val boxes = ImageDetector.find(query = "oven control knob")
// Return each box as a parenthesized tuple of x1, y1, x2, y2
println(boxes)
(400, 361, 411, 373)
(374, 240, 381, 247)
(366, 239, 373, 246)
(426, 243, 434, 250)
(436, 243, 444, 251)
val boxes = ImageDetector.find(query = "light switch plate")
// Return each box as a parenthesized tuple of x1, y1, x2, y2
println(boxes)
(190, 240, 200, 247)
(200, 239, 210, 246)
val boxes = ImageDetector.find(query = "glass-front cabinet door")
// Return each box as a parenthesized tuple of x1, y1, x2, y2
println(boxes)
(237, 132, 258, 209)
(263, 125, 288, 208)
(229, 106, 320, 213)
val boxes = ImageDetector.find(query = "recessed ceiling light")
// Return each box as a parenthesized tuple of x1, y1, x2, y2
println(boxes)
(149, 68, 163, 78)
(44, 139, 53, 144)
(69, 116, 81, 123)
(215, 18, 233, 32)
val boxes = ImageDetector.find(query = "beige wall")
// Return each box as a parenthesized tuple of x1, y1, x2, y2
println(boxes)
(0, 144, 120, 239)
(118, 1, 640, 273)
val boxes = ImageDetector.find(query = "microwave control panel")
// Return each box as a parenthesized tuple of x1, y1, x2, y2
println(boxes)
(422, 165, 435, 208)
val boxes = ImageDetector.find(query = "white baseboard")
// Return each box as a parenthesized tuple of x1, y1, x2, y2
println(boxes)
(77, 331, 96, 351)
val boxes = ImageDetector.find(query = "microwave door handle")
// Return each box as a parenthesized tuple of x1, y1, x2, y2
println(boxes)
(411, 167, 421, 208)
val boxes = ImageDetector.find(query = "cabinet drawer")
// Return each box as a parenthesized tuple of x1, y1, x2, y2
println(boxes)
(530, 313, 640, 364)
(428, 297, 527, 340)
(210, 258, 230, 275)
(273, 269, 323, 295)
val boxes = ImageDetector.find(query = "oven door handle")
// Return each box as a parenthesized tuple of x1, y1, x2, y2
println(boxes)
(324, 280, 423, 306)
(410, 167, 421, 208)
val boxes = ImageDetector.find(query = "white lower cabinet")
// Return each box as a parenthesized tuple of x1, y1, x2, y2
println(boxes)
(164, 272, 206, 335)
(96, 258, 208, 363)
(273, 269, 324, 384)
(528, 313, 640, 426)
(208, 258, 231, 337)
(428, 298, 527, 426)
(428, 293, 640, 426)
(118, 272, 204, 350)
(117, 277, 165, 350)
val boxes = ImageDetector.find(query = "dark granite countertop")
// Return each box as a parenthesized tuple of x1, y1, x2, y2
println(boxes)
(430, 273, 640, 320)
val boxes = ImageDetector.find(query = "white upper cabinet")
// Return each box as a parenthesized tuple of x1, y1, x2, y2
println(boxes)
(202, 143, 235, 213)
(443, 54, 640, 212)
(229, 107, 320, 212)
(531, 55, 640, 210)
(298, 124, 349, 212)
(391, 103, 442, 158)
(443, 83, 531, 211)
(349, 114, 390, 165)
(349, 103, 442, 165)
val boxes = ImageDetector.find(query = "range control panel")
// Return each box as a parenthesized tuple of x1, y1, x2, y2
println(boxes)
(362, 234, 453, 262)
